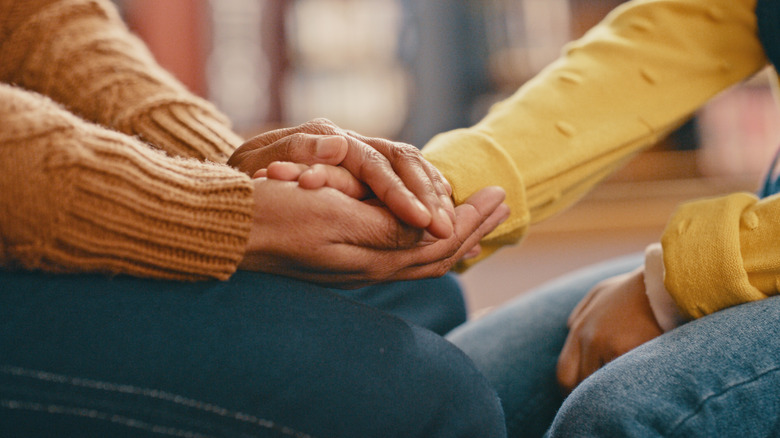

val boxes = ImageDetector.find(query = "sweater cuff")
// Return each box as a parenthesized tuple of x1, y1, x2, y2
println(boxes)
(50, 130, 254, 280)
(423, 128, 529, 244)
(117, 98, 244, 163)
(643, 242, 687, 331)
(662, 193, 766, 318)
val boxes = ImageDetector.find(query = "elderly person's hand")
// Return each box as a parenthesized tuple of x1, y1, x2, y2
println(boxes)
(255, 161, 487, 262)
(556, 267, 664, 394)
(227, 119, 456, 239)
(239, 178, 509, 289)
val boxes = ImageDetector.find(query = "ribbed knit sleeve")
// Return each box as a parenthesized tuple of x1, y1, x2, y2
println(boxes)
(0, 84, 253, 280)
(423, 0, 766, 268)
(0, 0, 242, 163)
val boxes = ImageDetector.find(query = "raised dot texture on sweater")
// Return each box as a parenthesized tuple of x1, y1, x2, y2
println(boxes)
(559, 72, 583, 84)
(742, 211, 759, 230)
(629, 18, 653, 32)
(555, 121, 576, 137)
(640, 68, 657, 84)
(677, 219, 691, 235)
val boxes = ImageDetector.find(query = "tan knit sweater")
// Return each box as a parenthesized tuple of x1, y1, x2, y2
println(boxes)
(0, 0, 254, 280)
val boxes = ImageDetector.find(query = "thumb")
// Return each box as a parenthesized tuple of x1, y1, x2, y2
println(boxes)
(231, 134, 349, 175)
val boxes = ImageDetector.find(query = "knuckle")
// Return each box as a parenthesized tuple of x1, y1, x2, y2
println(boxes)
(429, 262, 452, 278)
(304, 118, 337, 134)
(390, 143, 422, 162)
(283, 133, 308, 155)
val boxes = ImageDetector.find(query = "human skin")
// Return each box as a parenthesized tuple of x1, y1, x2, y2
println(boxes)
(254, 144, 663, 390)
(556, 268, 664, 392)
(229, 126, 508, 288)
(239, 177, 509, 288)
(229, 118, 457, 239)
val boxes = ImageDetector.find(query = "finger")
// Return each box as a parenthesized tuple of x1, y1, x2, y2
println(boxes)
(397, 202, 510, 280)
(299, 164, 370, 199)
(347, 130, 453, 199)
(346, 132, 455, 238)
(386, 142, 454, 238)
(253, 169, 267, 179)
(336, 197, 426, 250)
(266, 162, 309, 181)
(231, 133, 349, 175)
(339, 135, 435, 232)
(386, 187, 509, 279)
(286, 188, 508, 287)
(567, 286, 601, 327)
(578, 338, 608, 389)
(556, 333, 581, 394)
(238, 118, 340, 147)
(462, 243, 482, 261)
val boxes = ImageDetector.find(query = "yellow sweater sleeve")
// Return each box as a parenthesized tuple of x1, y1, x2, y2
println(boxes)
(0, 0, 242, 163)
(423, 0, 767, 268)
(0, 84, 254, 280)
(662, 192, 780, 318)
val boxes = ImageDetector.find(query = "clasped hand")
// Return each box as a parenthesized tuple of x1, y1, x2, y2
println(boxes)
(228, 119, 509, 288)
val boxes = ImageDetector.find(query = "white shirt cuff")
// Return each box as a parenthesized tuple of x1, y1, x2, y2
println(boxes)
(644, 242, 687, 332)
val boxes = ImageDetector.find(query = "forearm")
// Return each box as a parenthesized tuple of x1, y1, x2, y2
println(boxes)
(0, 84, 253, 280)
(0, 0, 242, 162)
(424, 0, 766, 263)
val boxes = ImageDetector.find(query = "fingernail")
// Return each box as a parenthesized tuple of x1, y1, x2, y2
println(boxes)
(316, 136, 344, 159)
(438, 207, 454, 233)
(463, 244, 482, 260)
(414, 199, 432, 222)
(439, 194, 456, 222)
(497, 204, 511, 223)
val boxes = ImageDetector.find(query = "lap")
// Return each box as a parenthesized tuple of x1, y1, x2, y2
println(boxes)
(550, 294, 780, 437)
(448, 254, 644, 437)
(0, 270, 501, 438)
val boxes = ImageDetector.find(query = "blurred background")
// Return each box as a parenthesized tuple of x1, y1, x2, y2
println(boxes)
(114, 0, 780, 315)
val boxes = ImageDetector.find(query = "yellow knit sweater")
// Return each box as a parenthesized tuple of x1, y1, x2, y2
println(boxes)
(423, 0, 776, 319)
(0, 0, 254, 280)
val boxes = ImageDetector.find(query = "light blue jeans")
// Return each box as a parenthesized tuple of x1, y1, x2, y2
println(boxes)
(449, 253, 780, 437)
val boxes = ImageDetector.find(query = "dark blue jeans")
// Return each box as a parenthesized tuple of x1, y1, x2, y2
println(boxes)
(0, 270, 505, 437)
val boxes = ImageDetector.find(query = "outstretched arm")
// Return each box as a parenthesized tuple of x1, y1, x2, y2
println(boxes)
(422, 0, 767, 266)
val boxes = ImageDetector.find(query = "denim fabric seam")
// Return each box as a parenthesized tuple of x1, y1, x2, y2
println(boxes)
(1, 399, 216, 438)
(666, 364, 780, 436)
(0, 365, 316, 438)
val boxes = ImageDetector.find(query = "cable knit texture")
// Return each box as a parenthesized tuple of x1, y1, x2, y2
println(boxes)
(0, 0, 254, 280)
(0, 0, 242, 162)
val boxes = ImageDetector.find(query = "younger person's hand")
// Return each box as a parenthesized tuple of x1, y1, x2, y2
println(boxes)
(258, 161, 485, 260)
(556, 267, 663, 394)
(255, 161, 370, 200)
